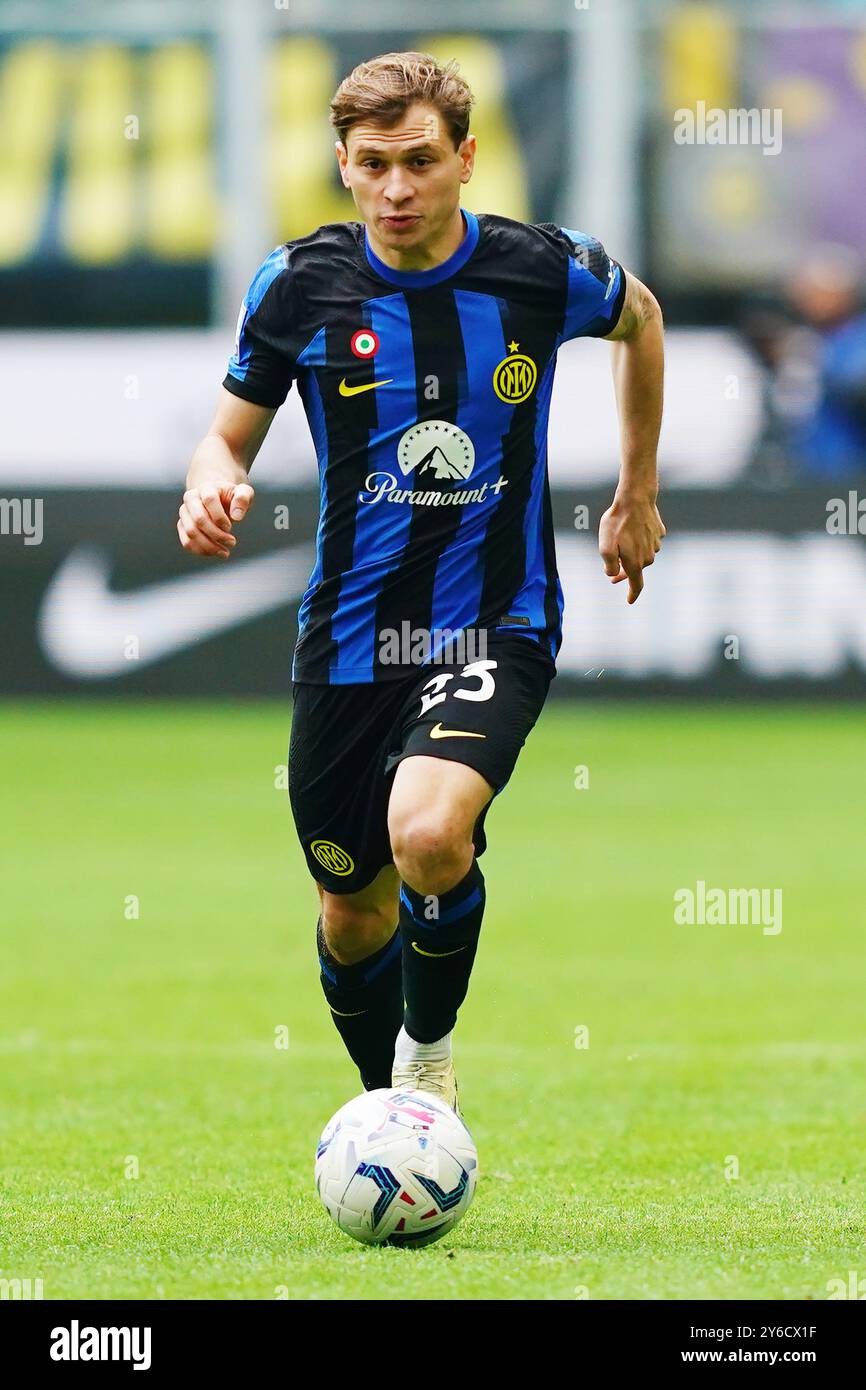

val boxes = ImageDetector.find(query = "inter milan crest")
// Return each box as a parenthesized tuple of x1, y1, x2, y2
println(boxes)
(492, 341, 537, 403)
(310, 839, 354, 875)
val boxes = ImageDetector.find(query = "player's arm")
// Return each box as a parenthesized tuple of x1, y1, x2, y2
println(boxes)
(599, 269, 666, 604)
(178, 388, 276, 559)
(179, 245, 295, 558)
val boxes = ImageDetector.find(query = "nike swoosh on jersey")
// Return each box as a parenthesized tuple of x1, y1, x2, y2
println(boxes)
(411, 941, 470, 958)
(37, 543, 314, 679)
(338, 378, 394, 397)
(429, 723, 487, 740)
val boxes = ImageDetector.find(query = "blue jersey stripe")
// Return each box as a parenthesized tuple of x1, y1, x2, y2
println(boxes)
(561, 228, 623, 340)
(297, 325, 327, 370)
(429, 290, 514, 642)
(294, 366, 329, 653)
(520, 346, 561, 635)
(229, 245, 287, 381)
(294, 326, 330, 662)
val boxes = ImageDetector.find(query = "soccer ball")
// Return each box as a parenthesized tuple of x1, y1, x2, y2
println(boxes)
(315, 1088, 479, 1247)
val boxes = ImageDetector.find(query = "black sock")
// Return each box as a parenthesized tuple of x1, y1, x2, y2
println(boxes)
(317, 917, 404, 1091)
(399, 860, 486, 1044)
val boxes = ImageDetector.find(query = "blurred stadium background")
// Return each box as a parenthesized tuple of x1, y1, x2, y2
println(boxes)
(3, 0, 866, 696)
(3, 0, 866, 1302)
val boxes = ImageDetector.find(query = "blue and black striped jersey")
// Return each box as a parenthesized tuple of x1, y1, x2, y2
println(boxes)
(223, 210, 625, 684)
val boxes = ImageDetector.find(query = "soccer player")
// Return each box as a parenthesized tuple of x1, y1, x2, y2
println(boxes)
(178, 52, 665, 1111)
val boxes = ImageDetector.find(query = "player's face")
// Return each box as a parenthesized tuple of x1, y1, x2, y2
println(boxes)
(337, 102, 474, 255)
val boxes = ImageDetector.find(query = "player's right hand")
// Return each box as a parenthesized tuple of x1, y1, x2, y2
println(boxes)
(176, 482, 255, 558)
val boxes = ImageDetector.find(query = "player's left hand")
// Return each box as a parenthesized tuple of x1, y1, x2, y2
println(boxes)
(598, 491, 665, 604)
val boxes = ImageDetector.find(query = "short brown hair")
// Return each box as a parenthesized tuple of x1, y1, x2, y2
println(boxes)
(330, 51, 474, 150)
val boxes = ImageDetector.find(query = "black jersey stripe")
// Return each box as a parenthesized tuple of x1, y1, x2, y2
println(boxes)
(474, 297, 561, 628)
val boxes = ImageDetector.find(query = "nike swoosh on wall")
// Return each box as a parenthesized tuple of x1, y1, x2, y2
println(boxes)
(38, 544, 314, 679)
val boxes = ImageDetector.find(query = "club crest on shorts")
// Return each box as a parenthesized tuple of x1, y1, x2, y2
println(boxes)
(492, 342, 537, 403)
(310, 839, 354, 875)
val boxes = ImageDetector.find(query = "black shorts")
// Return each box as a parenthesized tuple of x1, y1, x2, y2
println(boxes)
(288, 633, 556, 894)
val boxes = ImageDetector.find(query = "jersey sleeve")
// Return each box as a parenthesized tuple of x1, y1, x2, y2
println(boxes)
(222, 246, 297, 408)
(557, 228, 627, 341)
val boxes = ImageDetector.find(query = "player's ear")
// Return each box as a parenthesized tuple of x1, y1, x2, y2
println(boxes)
(458, 134, 476, 185)
(335, 140, 351, 187)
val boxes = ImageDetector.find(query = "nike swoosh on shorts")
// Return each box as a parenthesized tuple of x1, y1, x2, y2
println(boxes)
(429, 723, 487, 740)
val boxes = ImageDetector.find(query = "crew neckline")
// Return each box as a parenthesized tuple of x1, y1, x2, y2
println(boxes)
(363, 208, 480, 287)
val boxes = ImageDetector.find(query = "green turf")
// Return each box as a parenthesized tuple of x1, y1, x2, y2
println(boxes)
(1, 699, 864, 1300)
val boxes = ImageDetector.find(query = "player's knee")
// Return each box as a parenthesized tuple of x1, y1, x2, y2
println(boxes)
(390, 811, 472, 893)
(320, 896, 395, 965)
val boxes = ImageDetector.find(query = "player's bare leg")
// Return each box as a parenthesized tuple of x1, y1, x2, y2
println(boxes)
(387, 755, 495, 1109)
(316, 865, 403, 1091)
(317, 864, 399, 963)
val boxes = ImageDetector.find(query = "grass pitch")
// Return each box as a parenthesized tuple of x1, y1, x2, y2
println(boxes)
(1, 699, 864, 1300)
